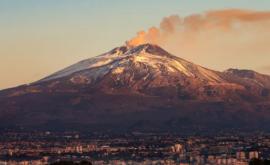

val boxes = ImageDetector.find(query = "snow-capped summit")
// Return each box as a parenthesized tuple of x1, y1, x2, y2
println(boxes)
(9, 43, 269, 100)
(40, 44, 224, 86)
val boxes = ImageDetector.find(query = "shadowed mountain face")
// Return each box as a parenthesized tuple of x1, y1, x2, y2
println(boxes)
(1, 44, 270, 133)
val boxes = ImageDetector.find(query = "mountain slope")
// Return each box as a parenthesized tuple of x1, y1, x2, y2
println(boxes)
(40, 44, 224, 86)
(1, 44, 270, 133)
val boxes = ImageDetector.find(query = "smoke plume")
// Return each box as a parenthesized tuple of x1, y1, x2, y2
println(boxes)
(126, 9, 270, 73)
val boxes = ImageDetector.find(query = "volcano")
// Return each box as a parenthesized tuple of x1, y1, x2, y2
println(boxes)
(1, 44, 270, 133)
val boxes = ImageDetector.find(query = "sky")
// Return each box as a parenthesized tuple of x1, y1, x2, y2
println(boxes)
(0, 0, 270, 89)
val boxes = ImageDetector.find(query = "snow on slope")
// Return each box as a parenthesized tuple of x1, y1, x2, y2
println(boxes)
(40, 44, 224, 84)
(40, 46, 129, 82)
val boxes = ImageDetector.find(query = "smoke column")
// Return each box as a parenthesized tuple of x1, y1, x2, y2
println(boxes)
(127, 9, 270, 73)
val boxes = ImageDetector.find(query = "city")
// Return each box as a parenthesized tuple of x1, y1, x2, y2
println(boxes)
(0, 131, 270, 165)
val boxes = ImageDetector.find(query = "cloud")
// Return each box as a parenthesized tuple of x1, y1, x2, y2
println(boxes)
(126, 9, 270, 72)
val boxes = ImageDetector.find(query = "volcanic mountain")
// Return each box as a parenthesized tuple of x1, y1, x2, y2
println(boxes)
(1, 44, 270, 133)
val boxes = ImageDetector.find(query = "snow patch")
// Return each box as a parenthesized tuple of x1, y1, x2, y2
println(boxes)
(112, 67, 125, 74)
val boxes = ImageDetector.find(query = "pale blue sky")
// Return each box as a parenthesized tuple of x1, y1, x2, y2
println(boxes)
(1, 0, 270, 51)
(0, 0, 270, 89)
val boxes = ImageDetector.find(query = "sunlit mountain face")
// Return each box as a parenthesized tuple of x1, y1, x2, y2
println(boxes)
(1, 44, 270, 133)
